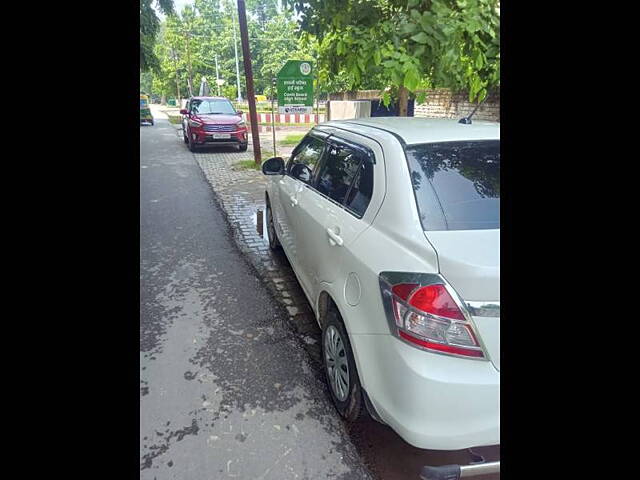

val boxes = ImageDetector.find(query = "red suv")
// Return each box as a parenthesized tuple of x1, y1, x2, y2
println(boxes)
(180, 96, 249, 152)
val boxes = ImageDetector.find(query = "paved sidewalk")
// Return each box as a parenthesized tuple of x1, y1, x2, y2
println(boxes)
(170, 124, 324, 365)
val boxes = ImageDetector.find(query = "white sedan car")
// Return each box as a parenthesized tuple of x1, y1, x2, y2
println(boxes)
(262, 117, 499, 465)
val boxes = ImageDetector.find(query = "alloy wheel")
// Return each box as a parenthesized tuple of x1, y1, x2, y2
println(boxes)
(267, 204, 276, 246)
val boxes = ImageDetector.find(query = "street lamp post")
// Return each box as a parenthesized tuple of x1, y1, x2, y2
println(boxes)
(215, 55, 221, 96)
(232, 7, 243, 102)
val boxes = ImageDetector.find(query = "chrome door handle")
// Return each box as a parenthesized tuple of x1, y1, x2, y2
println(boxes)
(290, 196, 298, 206)
(326, 228, 343, 246)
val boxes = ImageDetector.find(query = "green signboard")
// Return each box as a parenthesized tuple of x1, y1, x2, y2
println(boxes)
(276, 60, 313, 114)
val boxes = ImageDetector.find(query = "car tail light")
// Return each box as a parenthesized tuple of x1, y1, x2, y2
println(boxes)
(379, 273, 485, 359)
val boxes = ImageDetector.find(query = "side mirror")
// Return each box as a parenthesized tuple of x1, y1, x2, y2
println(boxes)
(236, 110, 244, 116)
(179, 109, 188, 115)
(262, 157, 285, 176)
(290, 163, 313, 183)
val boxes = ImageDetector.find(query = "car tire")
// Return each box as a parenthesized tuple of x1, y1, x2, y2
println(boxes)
(238, 142, 248, 152)
(265, 198, 281, 250)
(322, 307, 366, 423)
(183, 129, 189, 144)
(188, 133, 197, 152)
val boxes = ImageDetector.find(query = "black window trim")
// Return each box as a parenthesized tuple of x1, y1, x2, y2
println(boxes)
(325, 136, 376, 164)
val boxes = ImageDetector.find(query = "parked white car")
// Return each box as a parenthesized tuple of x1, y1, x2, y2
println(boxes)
(262, 117, 499, 459)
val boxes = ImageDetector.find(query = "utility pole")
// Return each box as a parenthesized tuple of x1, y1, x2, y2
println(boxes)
(232, 7, 243, 102)
(236, 0, 261, 164)
(215, 54, 221, 96)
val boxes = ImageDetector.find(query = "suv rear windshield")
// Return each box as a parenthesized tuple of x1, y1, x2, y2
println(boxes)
(405, 140, 500, 231)
(190, 99, 236, 115)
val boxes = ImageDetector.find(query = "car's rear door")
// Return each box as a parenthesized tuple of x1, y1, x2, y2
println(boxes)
(182, 99, 190, 132)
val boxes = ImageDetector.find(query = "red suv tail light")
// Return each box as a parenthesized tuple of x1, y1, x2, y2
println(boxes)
(380, 273, 486, 359)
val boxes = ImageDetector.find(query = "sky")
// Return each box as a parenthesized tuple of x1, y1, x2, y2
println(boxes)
(173, 0, 193, 14)
(154, 0, 193, 20)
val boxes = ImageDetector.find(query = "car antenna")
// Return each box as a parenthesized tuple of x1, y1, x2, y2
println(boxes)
(458, 94, 489, 124)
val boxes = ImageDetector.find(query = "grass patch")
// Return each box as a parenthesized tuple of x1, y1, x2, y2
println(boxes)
(233, 160, 262, 171)
(279, 133, 307, 146)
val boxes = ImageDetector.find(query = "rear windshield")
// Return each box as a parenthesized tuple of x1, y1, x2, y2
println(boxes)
(405, 140, 500, 231)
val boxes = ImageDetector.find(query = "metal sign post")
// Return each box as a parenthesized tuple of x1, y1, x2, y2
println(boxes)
(271, 76, 277, 158)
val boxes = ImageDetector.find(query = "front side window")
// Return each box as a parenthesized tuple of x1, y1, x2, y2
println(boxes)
(405, 140, 500, 231)
(287, 136, 325, 175)
(190, 99, 236, 115)
(315, 143, 371, 214)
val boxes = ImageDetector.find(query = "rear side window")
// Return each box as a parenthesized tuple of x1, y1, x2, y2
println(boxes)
(343, 161, 373, 217)
(287, 136, 325, 175)
(315, 143, 373, 217)
(405, 140, 500, 231)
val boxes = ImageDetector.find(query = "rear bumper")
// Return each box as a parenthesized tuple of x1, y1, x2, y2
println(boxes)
(350, 333, 499, 450)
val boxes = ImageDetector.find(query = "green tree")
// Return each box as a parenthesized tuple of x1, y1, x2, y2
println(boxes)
(140, 0, 174, 72)
(258, 15, 311, 87)
(147, 0, 313, 102)
(285, 0, 500, 114)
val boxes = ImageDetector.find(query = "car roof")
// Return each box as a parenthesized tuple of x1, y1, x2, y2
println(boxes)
(321, 117, 499, 145)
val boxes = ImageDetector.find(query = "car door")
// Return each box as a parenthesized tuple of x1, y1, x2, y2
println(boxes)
(294, 135, 380, 303)
(273, 134, 326, 270)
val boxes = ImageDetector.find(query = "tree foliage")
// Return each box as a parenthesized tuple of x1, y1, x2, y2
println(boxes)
(285, 0, 500, 106)
(143, 0, 500, 110)
(140, 0, 174, 72)
(148, 0, 307, 100)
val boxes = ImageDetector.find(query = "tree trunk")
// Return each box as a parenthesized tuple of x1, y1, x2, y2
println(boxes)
(398, 86, 408, 117)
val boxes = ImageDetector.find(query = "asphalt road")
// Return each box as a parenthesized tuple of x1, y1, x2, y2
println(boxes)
(140, 118, 373, 479)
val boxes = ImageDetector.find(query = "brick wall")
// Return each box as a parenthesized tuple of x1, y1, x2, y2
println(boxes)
(328, 88, 500, 122)
(414, 88, 500, 122)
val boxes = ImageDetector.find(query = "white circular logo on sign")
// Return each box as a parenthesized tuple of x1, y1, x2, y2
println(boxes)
(300, 62, 311, 75)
